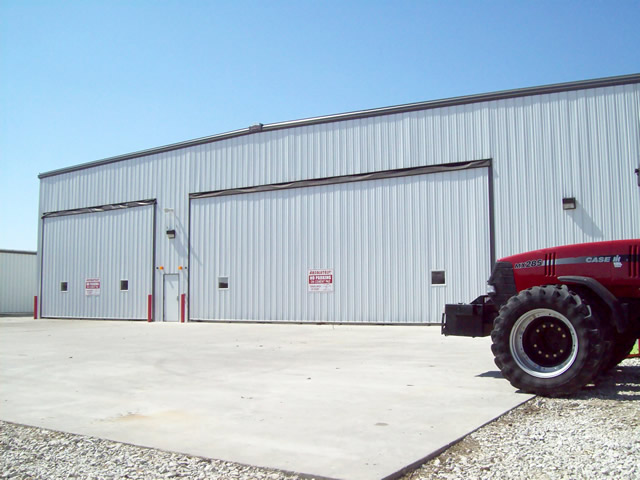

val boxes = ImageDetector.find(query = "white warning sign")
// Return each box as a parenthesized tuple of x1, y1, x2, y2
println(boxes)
(85, 278, 101, 296)
(308, 269, 334, 292)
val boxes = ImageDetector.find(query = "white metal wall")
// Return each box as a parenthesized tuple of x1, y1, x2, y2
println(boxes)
(37, 79, 640, 322)
(38, 151, 190, 320)
(188, 84, 639, 258)
(190, 168, 491, 323)
(491, 85, 640, 257)
(41, 205, 154, 319)
(0, 251, 37, 314)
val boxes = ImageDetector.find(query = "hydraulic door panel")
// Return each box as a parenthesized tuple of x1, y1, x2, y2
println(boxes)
(190, 168, 491, 323)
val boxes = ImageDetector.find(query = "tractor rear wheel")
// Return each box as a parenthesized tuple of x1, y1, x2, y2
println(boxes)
(491, 285, 605, 396)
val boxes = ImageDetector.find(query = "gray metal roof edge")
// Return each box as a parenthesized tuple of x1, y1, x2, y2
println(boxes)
(39, 73, 640, 179)
(0, 249, 37, 255)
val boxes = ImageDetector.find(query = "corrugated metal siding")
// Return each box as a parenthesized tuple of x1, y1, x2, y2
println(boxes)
(38, 151, 190, 319)
(188, 105, 493, 194)
(187, 83, 638, 258)
(41, 205, 154, 319)
(491, 84, 640, 257)
(190, 168, 491, 323)
(0, 252, 37, 314)
(36, 80, 640, 322)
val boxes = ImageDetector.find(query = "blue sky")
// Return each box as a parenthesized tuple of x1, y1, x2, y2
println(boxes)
(1, 0, 639, 250)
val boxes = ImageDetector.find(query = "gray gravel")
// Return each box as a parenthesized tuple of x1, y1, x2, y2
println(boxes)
(2, 359, 638, 480)
(403, 358, 640, 480)
(0, 424, 303, 480)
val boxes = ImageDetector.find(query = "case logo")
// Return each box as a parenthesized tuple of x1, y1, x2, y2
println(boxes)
(613, 255, 623, 268)
(585, 255, 623, 268)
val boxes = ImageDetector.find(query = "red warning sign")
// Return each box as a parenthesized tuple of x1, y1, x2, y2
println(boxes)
(308, 269, 334, 292)
(85, 278, 101, 296)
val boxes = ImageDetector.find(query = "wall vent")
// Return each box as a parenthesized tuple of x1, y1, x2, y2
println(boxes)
(544, 252, 557, 277)
(630, 245, 640, 278)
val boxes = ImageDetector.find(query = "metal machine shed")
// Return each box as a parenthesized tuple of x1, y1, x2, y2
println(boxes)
(37, 74, 640, 323)
(1, 250, 37, 315)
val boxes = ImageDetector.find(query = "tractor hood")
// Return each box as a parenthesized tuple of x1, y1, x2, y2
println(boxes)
(497, 239, 640, 299)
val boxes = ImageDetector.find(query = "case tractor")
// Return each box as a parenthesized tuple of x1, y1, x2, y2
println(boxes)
(442, 239, 640, 396)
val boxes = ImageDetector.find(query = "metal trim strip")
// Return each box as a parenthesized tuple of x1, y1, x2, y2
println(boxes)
(40, 317, 150, 321)
(0, 249, 36, 255)
(190, 160, 491, 200)
(188, 319, 437, 326)
(151, 203, 157, 322)
(38, 74, 640, 179)
(487, 159, 496, 266)
(39, 218, 46, 319)
(187, 196, 192, 322)
(41, 199, 157, 218)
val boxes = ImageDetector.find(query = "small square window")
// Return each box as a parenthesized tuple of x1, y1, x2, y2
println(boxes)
(431, 270, 446, 286)
(120, 280, 129, 291)
(60, 282, 68, 292)
(218, 276, 229, 290)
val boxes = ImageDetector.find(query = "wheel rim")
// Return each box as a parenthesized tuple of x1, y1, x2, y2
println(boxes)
(509, 308, 579, 378)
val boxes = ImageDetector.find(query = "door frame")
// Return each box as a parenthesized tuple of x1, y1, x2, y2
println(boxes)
(39, 199, 157, 320)
(187, 160, 495, 323)
(162, 273, 180, 322)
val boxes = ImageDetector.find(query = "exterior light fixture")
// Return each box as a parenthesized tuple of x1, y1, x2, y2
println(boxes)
(562, 197, 577, 210)
(163, 208, 176, 238)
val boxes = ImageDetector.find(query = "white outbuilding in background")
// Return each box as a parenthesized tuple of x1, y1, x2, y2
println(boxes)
(0, 250, 37, 316)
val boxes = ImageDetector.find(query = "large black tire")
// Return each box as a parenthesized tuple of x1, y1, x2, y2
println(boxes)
(606, 331, 639, 369)
(580, 296, 615, 378)
(491, 285, 605, 397)
(588, 300, 637, 373)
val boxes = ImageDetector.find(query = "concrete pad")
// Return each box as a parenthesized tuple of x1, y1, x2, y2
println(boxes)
(0, 318, 531, 480)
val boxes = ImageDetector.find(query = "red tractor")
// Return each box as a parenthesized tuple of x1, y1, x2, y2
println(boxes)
(443, 239, 640, 396)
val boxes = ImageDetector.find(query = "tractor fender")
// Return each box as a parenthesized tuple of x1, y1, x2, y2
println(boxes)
(558, 275, 628, 333)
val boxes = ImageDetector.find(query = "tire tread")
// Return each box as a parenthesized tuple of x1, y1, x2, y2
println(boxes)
(491, 285, 604, 397)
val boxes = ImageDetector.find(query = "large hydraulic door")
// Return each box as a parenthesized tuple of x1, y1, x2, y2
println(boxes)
(190, 167, 491, 323)
(41, 204, 155, 319)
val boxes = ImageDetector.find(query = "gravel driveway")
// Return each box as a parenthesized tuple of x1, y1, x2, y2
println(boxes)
(404, 357, 640, 480)
(2, 358, 638, 480)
